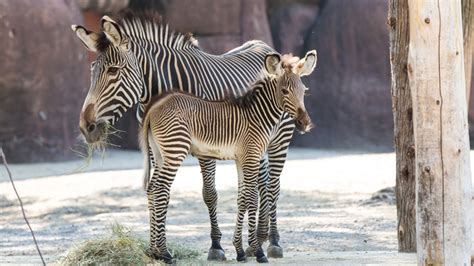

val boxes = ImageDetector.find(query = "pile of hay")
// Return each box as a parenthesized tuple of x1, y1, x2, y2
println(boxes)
(58, 223, 200, 265)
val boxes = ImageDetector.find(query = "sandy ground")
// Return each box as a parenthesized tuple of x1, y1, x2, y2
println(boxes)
(2, 148, 470, 264)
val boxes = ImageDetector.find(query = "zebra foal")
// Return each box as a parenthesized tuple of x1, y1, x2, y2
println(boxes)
(140, 51, 317, 263)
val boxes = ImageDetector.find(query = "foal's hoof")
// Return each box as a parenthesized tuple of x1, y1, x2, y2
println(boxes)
(236, 250, 247, 262)
(245, 246, 255, 257)
(267, 245, 283, 258)
(207, 248, 226, 261)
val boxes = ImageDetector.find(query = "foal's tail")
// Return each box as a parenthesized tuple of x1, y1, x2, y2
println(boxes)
(139, 116, 151, 191)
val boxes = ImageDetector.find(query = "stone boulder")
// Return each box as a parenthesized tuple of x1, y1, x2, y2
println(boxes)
(291, 0, 393, 149)
(0, 0, 88, 163)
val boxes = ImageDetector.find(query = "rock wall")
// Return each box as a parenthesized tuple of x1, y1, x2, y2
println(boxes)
(0, 0, 88, 163)
(5, 0, 470, 162)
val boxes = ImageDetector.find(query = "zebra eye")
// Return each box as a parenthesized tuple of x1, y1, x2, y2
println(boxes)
(282, 89, 289, 95)
(107, 66, 120, 75)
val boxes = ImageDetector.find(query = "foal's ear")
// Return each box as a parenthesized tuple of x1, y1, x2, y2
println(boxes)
(101, 16, 123, 47)
(71, 25, 100, 52)
(296, 50, 317, 76)
(265, 53, 282, 75)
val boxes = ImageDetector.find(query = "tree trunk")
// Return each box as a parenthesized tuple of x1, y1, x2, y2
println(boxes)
(462, 0, 474, 102)
(388, 0, 416, 253)
(408, 0, 472, 264)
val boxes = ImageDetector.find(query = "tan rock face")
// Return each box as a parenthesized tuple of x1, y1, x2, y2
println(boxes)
(0, 0, 88, 162)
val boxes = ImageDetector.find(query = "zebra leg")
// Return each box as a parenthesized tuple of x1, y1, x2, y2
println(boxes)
(245, 157, 269, 257)
(243, 159, 268, 263)
(147, 154, 186, 264)
(266, 139, 292, 259)
(199, 159, 226, 261)
(233, 161, 247, 262)
(257, 157, 270, 243)
(233, 158, 268, 263)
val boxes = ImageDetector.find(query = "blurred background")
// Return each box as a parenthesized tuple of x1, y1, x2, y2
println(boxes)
(0, 0, 473, 163)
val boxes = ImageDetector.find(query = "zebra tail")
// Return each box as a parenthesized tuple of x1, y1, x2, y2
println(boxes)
(139, 116, 151, 191)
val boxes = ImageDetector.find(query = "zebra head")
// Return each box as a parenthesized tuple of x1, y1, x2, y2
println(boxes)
(265, 50, 317, 134)
(72, 16, 145, 144)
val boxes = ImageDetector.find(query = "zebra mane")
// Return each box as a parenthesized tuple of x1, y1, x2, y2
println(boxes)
(230, 78, 270, 108)
(96, 10, 200, 52)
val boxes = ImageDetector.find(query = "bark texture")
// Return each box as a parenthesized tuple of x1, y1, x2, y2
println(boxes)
(408, 0, 472, 264)
(388, 0, 416, 253)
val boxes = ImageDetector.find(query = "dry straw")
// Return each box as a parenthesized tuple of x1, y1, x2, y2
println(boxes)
(58, 222, 200, 265)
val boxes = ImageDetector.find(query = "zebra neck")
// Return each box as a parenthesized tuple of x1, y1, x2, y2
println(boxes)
(249, 78, 285, 127)
(132, 41, 205, 120)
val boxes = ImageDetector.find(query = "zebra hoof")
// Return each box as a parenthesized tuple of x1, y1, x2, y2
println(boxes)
(146, 249, 175, 264)
(207, 248, 226, 261)
(245, 246, 255, 257)
(256, 255, 269, 263)
(267, 245, 283, 258)
(255, 248, 268, 263)
(236, 250, 247, 262)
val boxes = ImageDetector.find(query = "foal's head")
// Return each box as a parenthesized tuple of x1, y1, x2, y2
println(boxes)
(264, 51, 317, 133)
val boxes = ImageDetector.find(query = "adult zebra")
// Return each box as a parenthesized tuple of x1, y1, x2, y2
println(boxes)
(72, 12, 294, 261)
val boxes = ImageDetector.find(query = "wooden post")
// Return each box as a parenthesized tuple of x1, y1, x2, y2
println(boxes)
(408, 0, 472, 264)
(388, 0, 417, 252)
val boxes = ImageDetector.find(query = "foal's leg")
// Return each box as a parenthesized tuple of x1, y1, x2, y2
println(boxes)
(233, 158, 268, 263)
(246, 157, 270, 257)
(147, 148, 188, 264)
(199, 159, 226, 261)
(233, 161, 247, 262)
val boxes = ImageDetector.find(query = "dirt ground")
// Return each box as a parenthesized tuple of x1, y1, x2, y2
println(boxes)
(0, 148, 431, 264)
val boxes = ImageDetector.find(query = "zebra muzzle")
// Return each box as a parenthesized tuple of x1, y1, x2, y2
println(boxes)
(295, 113, 314, 134)
(80, 121, 107, 144)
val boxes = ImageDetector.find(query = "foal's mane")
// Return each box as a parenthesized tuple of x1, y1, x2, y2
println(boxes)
(229, 81, 265, 108)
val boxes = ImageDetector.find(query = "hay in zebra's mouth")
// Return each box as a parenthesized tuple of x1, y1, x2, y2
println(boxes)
(72, 123, 123, 171)
(57, 222, 200, 265)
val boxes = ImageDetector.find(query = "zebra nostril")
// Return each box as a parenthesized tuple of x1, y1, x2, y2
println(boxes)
(87, 123, 96, 133)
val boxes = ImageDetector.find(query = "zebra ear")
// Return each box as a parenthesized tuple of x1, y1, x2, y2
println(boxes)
(101, 16, 123, 47)
(296, 50, 317, 76)
(71, 25, 99, 52)
(265, 53, 282, 75)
